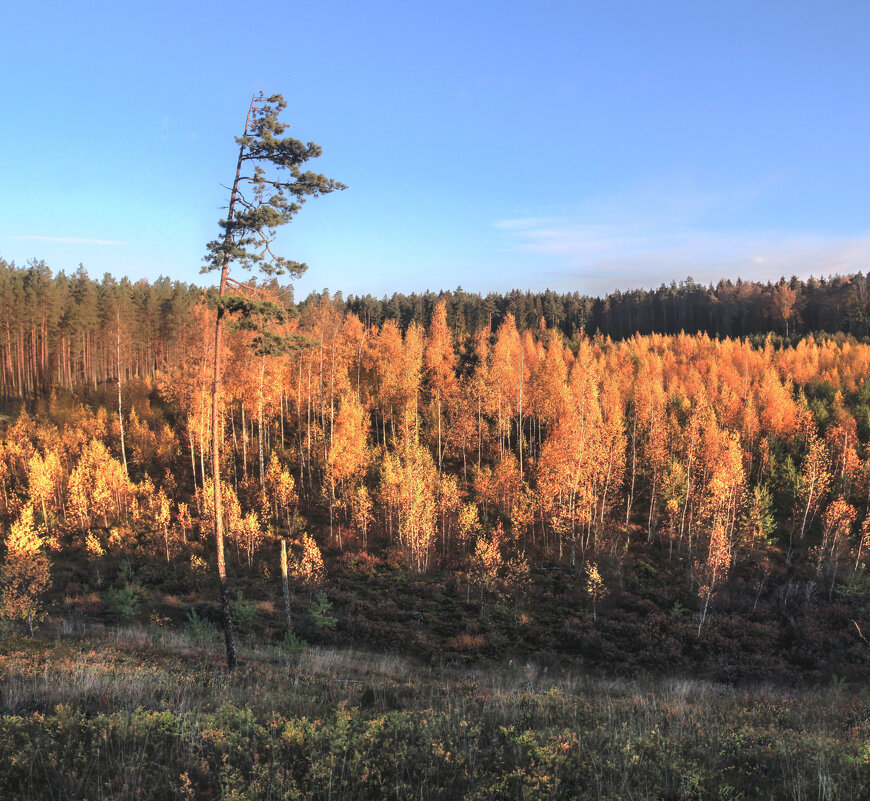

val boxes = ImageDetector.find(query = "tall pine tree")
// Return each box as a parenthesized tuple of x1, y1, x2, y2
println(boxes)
(203, 93, 344, 669)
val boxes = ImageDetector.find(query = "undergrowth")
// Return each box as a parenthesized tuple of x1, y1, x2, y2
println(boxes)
(1, 624, 869, 799)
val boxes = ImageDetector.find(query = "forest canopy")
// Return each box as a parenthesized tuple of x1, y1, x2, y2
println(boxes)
(2, 255, 870, 667)
(1, 257, 869, 398)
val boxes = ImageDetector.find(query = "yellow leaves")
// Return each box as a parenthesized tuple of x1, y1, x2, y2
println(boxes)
(44, 533, 63, 553)
(107, 528, 124, 551)
(695, 517, 733, 620)
(349, 484, 373, 546)
(470, 525, 503, 591)
(457, 503, 481, 547)
(125, 407, 158, 468)
(200, 476, 264, 565)
(378, 438, 437, 570)
(819, 497, 857, 569)
(177, 502, 192, 536)
(491, 314, 524, 414)
(1, 504, 51, 633)
(67, 439, 132, 529)
(757, 368, 799, 441)
(510, 489, 534, 542)
(424, 299, 457, 397)
(585, 562, 607, 603)
(504, 553, 530, 595)
(491, 454, 523, 517)
(85, 532, 104, 558)
(190, 554, 208, 574)
(327, 392, 369, 486)
(377, 449, 403, 517)
(585, 561, 608, 622)
(536, 358, 613, 530)
(369, 319, 425, 433)
(3, 410, 37, 468)
(263, 453, 300, 536)
(67, 470, 90, 528)
(265, 452, 297, 510)
(662, 460, 686, 518)
(402, 323, 425, 412)
(5, 505, 44, 557)
(395, 439, 437, 573)
(158, 299, 218, 418)
(796, 426, 833, 541)
(706, 520, 732, 580)
(156, 423, 180, 466)
(200, 477, 241, 543)
(293, 533, 325, 586)
(155, 489, 171, 531)
(27, 449, 61, 515)
(437, 473, 461, 515)
(236, 511, 263, 567)
(468, 524, 531, 617)
(700, 427, 745, 525)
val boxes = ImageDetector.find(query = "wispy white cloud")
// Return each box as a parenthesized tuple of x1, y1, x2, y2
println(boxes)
(8, 235, 127, 246)
(492, 217, 559, 232)
(493, 180, 870, 292)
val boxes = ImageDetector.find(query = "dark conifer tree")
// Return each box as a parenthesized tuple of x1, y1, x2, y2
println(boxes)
(202, 93, 345, 670)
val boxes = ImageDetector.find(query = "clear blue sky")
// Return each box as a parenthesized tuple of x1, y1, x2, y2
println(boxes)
(2, 0, 869, 298)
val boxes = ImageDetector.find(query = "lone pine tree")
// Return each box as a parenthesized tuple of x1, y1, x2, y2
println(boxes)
(203, 93, 345, 669)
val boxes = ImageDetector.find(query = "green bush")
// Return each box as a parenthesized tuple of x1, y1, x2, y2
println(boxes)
(279, 630, 307, 655)
(103, 583, 141, 619)
(311, 591, 337, 629)
(184, 608, 216, 640)
(670, 600, 688, 618)
(230, 591, 256, 632)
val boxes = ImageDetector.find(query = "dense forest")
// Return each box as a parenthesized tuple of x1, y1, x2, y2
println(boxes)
(4, 259, 870, 797)
(2, 257, 870, 681)
(3, 257, 870, 398)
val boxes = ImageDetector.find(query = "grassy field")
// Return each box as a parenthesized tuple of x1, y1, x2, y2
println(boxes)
(1, 623, 869, 800)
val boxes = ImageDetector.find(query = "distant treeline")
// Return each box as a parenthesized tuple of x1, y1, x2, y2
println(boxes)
(0, 260, 199, 398)
(320, 273, 870, 341)
(2, 256, 870, 398)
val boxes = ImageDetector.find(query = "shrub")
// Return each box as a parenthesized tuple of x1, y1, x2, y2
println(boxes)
(670, 600, 688, 618)
(230, 591, 255, 632)
(279, 631, 307, 655)
(185, 608, 216, 641)
(450, 632, 486, 652)
(103, 582, 141, 619)
(311, 591, 337, 629)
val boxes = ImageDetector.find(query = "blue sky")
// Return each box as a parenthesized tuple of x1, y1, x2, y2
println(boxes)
(2, 0, 869, 298)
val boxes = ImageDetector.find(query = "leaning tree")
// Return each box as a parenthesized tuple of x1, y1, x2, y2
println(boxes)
(203, 93, 345, 669)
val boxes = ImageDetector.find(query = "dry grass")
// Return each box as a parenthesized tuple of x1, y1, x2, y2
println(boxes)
(1, 623, 868, 799)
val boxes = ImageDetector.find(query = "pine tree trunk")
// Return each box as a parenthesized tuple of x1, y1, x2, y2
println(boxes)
(258, 355, 265, 490)
(297, 356, 304, 490)
(209, 95, 258, 672)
